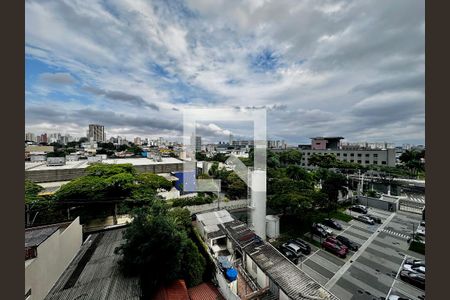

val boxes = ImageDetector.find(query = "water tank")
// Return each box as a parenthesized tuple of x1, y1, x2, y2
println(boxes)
(226, 268, 238, 282)
(266, 215, 280, 239)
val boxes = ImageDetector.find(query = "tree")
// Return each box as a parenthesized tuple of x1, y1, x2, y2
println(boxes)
(399, 150, 425, 177)
(308, 153, 338, 168)
(226, 172, 247, 199)
(115, 208, 186, 293)
(321, 171, 348, 212)
(279, 149, 302, 166)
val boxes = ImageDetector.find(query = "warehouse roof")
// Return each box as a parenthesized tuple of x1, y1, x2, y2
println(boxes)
(25, 157, 183, 171)
(44, 227, 142, 300)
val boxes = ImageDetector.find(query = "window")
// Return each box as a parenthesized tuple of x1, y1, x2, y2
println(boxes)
(382, 161, 387, 165)
(350, 159, 354, 163)
(357, 160, 362, 163)
(337, 153, 341, 156)
(365, 160, 370, 164)
(373, 154, 378, 158)
(357, 153, 362, 157)
(373, 161, 378, 164)
(365, 153, 370, 157)
(350, 153, 354, 157)
(343, 153, 347, 157)
(307, 152, 310, 155)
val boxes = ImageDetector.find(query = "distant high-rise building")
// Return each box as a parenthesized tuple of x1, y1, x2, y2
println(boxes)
(25, 132, 35, 142)
(134, 137, 142, 145)
(37, 133, 48, 144)
(88, 124, 106, 142)
(229, 134, 233, 145)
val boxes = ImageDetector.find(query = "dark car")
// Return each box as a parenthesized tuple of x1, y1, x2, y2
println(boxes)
(335, 235, 360, 251)
(323, 219, 343, 230)
(349, 205, 368, 214)
(322, 240, 347, 258)
(400, 270, 425, 290)
(355, 215, 375, 225)
(311, 225, 329, 238)
(289, 238, 311, 255)
(278, 245, 299, 264)
(366, 214, 382, 224)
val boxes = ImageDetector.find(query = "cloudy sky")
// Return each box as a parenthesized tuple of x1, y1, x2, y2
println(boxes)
(25, 0, 425, 145)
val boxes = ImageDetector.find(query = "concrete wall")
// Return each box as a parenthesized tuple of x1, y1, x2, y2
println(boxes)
(279, 289, 289, 300)
(245, 254, 269, 289)
(25, 162, 183, 183)
(25, 218, 82, 300)
(187, 199, 247, 215)
(357, 196, 397, 212)
(298, 148, 396, 167)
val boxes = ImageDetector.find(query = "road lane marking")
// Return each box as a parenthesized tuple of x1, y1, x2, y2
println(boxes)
(324, 212, 396, 289)
(385, 255, 407, 299)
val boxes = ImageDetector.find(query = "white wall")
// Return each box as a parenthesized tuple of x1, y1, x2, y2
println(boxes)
(245, 254, 268, 289)
(25, 218, 82, 300)
(279, 289, 289, 300)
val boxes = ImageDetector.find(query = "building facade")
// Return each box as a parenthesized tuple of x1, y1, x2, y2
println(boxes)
(87, 124, 106, 142)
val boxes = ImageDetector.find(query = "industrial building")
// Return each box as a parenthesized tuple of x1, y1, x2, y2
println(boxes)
(25, 157, 184, 183)
(195, 210, 339, 300)
(276, 137, 397, 167)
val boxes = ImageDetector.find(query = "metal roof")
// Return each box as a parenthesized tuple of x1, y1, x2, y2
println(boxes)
(44, 228, 141, 300)
(25, 225, 61, 248)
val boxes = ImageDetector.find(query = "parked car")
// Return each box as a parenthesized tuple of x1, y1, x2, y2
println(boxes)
(289, 238, 311, 255)
(322, 240, 347, 258)
(399, 270, 425, 290)
(355, 215, 375, 225)
(323, 219, 343, 230)
(282, 242, 304, 258)
(366, 214, 382, 224)
(278, 246, 299, 264)
(388, 295, 412, 300)
(325, 236, 348, 253)
(314, 223, 333, 235)
(311, 226, 328, 238)
(403, 260, 425, 274)
(335, 235, 360, 251)
(349, 205, 368, 214)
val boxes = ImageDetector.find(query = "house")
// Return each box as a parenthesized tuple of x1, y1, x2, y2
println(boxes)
(25, 218, 82, 300)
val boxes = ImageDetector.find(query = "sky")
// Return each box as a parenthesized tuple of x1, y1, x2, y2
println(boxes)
(25, 0, 425, 145)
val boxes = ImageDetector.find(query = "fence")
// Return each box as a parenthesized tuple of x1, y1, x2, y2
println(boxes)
(186, 199, 248, 215)
(357, 195, 397, 212)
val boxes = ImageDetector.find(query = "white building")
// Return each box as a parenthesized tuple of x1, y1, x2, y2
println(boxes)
(25, 218, 82, 300)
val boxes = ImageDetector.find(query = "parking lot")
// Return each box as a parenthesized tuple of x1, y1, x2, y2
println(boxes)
(295, 207, 425, 300)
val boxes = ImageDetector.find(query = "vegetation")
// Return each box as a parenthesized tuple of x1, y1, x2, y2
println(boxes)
(171, 195, 215, 207)
(115, 203, 206, 296)
(399, 149, 425, 177)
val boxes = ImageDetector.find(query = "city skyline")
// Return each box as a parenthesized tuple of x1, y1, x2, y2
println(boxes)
(25, 0, 424, 145)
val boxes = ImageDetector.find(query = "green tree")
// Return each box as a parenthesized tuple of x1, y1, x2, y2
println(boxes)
(279, 149, 302, 166)
(226, 172, 247, 199)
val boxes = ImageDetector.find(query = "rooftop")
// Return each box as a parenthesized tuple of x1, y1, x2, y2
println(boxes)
(44, 228, 142, 300)
(25, 157, 183, 171)
(25, 222, 70, 249)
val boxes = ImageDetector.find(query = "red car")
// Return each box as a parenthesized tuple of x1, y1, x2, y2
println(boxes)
(325, 237, 349, 254)
(322, 240, 347, 258)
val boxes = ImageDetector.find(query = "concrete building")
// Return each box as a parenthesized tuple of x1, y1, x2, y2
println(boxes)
(26, 132, 36, 142)
(87, 124, 106, 142)
(25, 218, 82, 300)
(277, 137, 397, 167)
(195, 210, 339, 300)
(25, 157, 184, 183)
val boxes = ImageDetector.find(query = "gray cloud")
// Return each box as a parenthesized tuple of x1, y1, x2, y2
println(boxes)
(83, 86, 159, 110)
(38, 72, 76, 85)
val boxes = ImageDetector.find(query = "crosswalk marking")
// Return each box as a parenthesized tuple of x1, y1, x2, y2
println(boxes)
(380, 229, 411, 240)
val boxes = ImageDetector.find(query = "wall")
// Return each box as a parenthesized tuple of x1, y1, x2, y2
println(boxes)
(25, 218, 82, 300)
(357, 196, 397, 212)
(187, 199, 247, 215)
(279, 289, 290, 300)
(25, 162, 183, 183)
